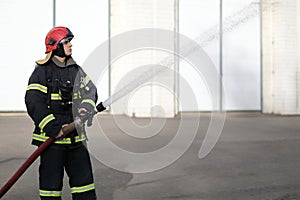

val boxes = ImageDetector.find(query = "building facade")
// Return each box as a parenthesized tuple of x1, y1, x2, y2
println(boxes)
(0, 0, 299, 116)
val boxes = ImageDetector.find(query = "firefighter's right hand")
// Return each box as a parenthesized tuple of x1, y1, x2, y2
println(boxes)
(56, 124, 69, 139)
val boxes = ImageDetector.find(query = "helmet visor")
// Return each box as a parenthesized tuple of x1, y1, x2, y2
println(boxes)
(60, 36, 73, 44)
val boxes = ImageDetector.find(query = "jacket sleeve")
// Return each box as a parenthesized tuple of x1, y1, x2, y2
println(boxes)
(25, 66, 62, 137)
(77, 66, 98, 112)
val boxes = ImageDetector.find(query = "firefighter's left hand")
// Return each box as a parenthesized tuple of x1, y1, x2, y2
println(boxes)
(78, 107, 95, 127)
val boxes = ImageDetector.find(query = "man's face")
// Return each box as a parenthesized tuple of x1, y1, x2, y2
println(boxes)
(62, 39, 72, 56)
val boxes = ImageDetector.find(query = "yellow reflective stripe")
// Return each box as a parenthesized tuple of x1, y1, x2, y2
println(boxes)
(55, 134, 87, 144)
(38, 114, 55, 131)
(85, 76, 91, 84)
(40, 131, 46, 137)
(71, 183, 95, 194)
(51, 93, 62, 100)
(73, 92, 80, 99)
(80, 76, 91, 88)
(27, 83, 47, 93)
(32, 134, 48, 142)
(81, 99, 96, 108)
(39, 190, 62, 197)
(32, 133, 86, 144)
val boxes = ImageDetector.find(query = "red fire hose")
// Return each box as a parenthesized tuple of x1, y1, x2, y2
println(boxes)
(0, 103, 106, 198)
(0, 122, 76, 198)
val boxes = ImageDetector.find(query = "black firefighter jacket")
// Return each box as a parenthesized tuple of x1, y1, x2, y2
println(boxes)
(25, 56, 98, 147)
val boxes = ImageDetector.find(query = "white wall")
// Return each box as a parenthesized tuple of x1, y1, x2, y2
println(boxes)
(0, 0, 262, 113)
(0, 0, 52, 111)
(262, 0, 300, 114)
(179, 0, 261, 111)
(109, 0, 177, 117)
(0, 0, 109, 111)
(178, 0, 220, 111)
(222, 0, 261, 110)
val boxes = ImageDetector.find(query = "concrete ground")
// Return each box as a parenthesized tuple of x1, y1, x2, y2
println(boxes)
(0, 112, 300, 200)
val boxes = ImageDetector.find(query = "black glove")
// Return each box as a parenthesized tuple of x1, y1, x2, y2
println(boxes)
(86, 110, 96, 127)
(78, 108, 95, 127)
(78, 102, 106, 127)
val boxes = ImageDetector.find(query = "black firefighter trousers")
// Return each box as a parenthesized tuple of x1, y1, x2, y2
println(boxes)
(39, 144, 97, 200)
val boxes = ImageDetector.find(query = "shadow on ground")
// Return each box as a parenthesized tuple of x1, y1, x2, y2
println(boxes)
(92, 157, 133, 200)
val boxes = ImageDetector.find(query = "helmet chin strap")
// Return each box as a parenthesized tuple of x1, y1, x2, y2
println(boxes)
(53, 44, 66, 57)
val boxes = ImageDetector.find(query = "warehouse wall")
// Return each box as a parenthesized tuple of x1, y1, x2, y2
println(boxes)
(173, 0, 262, 112)
(0, 1, 52, 111)
(109, 0, 178, 117)
(262, 0, 300, 114)
(0, 0, 109, 111)
(178, 0, 220, 111)
(4, 1, 299, 115)
(109, 0, 261, 116)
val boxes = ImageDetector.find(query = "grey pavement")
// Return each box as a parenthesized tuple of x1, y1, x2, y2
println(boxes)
(0, 112, 300, 200)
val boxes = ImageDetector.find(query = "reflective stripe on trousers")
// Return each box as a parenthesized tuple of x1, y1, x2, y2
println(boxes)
(71, 183, 95, 194)
(39, 183, 95, 197)
(39, 190, 62, 197)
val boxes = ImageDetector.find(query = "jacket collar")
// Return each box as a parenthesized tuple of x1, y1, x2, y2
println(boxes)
(52, 56, 77, 68)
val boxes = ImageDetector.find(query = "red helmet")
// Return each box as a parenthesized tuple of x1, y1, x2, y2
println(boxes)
(45, 26, 74, 53)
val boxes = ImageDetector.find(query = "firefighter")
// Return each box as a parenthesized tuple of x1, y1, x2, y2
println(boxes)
(25, 26, 97, 200)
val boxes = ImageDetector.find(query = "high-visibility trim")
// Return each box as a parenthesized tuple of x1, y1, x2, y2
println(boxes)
(51, 93, 62, 100)
(39, 189, 62, 197)
(80, 76, 91, 89)
(38, 114, 55, 131)
(27, 83, 47, 94)
(71, 183, 95, 194)
(73, 92, 80, 99)
(81, 99, 96, 108)
(32, 133, 86, 144)
(40, 131, 46, 137)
